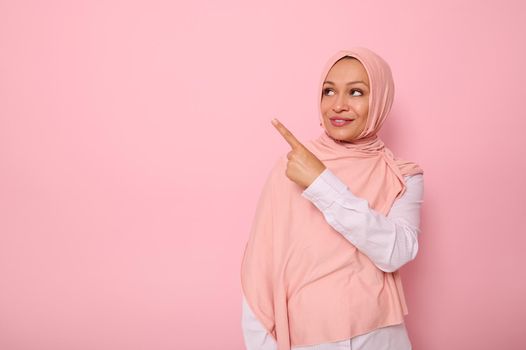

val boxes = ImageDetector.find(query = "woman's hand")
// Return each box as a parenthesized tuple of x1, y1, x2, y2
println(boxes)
(271, 118, 326, 188)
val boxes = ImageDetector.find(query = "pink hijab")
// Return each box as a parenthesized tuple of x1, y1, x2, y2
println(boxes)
(241, 47, 424, 349)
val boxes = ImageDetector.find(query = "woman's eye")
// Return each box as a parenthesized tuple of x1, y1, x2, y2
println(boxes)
(351, 89, 363, 97)
(323, 88, 334, 96)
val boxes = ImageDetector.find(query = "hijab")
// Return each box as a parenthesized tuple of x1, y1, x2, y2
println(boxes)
(240, 47, 424, 349)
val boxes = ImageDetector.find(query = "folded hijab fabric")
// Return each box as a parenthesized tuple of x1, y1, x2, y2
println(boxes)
(240, 47, 424, 350)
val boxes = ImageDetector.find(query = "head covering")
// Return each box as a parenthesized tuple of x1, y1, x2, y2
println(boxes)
(319, 48, 394, 145)
(240, 47, 424, 349)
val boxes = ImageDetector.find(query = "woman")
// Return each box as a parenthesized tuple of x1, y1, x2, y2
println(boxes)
(240, 47, 424, 350)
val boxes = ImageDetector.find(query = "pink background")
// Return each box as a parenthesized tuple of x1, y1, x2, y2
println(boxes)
(1, 1, 525, 349)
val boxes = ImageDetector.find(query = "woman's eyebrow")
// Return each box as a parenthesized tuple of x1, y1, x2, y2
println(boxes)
(323, 80, 369, 86)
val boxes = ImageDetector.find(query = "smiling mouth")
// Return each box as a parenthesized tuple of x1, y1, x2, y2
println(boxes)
(329, 117, 354, 127)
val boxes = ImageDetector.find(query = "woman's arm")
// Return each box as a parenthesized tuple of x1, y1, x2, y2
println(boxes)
(301, 169, 424, 273)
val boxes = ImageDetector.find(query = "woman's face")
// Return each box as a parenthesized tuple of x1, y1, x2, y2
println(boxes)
(320, 57, 370, 142)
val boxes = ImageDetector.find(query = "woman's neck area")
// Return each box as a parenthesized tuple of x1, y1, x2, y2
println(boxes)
(323, 130, 379, 146)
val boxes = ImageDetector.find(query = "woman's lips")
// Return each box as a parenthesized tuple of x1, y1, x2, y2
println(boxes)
(329, 117, 354, 127)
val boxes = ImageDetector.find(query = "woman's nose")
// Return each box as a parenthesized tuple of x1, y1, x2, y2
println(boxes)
(332, 96, 349, 112)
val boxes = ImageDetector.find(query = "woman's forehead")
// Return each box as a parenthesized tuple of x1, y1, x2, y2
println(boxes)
(324, 58, 370, 85)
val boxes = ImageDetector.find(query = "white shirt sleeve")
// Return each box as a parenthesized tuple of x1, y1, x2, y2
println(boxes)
(241, 295, 278, 350)
(301, 169, 424, 273)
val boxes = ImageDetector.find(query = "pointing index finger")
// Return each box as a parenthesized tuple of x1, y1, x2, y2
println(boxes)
(271, 118, 302, 149)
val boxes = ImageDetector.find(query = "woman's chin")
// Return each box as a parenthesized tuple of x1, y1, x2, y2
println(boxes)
(326, 128, 355, 143)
